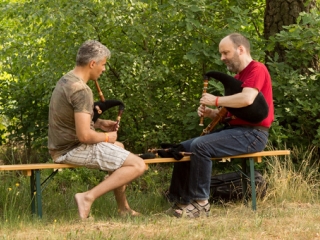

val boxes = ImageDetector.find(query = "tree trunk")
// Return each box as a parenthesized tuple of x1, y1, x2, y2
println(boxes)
(264, 0, 316, 63)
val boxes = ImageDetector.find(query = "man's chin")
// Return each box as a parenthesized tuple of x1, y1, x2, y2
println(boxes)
(226, 66, 234, 72)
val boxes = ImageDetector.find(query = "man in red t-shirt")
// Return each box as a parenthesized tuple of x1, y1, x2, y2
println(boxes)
(166, 33, 274, 218)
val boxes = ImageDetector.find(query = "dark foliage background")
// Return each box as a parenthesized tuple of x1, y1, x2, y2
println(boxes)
(1, 0, 320, 163)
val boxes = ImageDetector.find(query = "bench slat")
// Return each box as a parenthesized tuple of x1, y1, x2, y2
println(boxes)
(0, 163, 79, 171)
(0, 150, 290, 172)
(144, 150, 290, 164)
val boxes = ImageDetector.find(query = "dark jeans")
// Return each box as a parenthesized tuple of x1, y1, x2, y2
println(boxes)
(168, 126, 269, 204)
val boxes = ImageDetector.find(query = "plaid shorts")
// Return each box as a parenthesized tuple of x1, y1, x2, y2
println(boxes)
(55, 142, 130, 171)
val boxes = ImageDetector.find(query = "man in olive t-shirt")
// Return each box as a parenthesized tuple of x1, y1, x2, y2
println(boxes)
(48, 71, 94, 159)
(48, 40, 145, 219)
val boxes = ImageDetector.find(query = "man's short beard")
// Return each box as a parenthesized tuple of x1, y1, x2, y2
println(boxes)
(227, 56, 241, 73)
(226, 63, 238, 73)
(226, 64, 236, 73)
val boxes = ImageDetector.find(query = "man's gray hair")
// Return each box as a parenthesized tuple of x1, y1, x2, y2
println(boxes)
(228, 33, 251, 54)
(76, 40, 111, 66)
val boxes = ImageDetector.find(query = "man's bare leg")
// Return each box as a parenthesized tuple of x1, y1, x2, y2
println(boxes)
(110, 141, 140, 216)
(113, 184, 140, 216)
(75, 153, 145, 219)
(106, 172, 140, 216)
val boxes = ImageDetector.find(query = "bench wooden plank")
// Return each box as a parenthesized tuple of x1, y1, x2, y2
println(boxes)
(0, 150, 290, 172)
(0, 163, 78, 171)
(0, 163, 79, 176)
(144, 150, 290, 164)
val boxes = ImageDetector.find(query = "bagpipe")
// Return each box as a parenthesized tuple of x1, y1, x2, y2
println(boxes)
(92, 79, 125, 131)
(93, 80, 156, 159)
(204, 71, 268, 124)
(199, 71, 269, 135)
(147, 71, 269, 160)
(92, 80, 162, 159)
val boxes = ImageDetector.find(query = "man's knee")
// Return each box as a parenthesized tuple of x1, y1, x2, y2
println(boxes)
(114, 141, 124, 148)
(125, 154, 146, 175)
(135, 157, 146, 175)
(190, 138, 204, 152)
(190, 138, 213, 157)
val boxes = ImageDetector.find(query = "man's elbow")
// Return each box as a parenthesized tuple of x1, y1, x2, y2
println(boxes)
(246, 99, 254, 106)
(77, 134, 91, 143)
(243, 96, 256, 106)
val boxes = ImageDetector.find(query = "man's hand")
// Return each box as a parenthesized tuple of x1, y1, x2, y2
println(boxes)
(198, 105, 219, 119)
(200, 93, 217, 107)
(95, 119, 118, 132)
(106, 131, 118, 143)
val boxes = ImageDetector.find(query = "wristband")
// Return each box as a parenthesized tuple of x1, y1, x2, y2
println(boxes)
(105, 132, 109, 142)
(215, 97, 219, 107)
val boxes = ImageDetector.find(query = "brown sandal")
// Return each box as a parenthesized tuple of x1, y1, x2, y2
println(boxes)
(165, 203, 187, 216)
(173, 201, 210, 218)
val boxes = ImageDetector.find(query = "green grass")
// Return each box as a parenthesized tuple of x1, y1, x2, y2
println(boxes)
(1, 202, 320, 239)
(1, 146, 320, 239)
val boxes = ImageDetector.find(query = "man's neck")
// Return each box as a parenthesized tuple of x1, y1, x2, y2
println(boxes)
(238, 56, 253, 73)
(72, 66, 90, 83)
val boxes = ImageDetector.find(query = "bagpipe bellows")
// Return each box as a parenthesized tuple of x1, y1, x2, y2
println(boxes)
(205, 71, 268, 124)
(93, 99, 125, 122)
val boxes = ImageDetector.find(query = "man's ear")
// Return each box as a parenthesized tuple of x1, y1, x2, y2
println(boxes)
(238, 45, 245, 55)
(88, 60, 96, 69)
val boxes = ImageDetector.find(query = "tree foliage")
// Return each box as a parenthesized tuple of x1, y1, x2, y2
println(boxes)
(266, 10, 320, 149)
(0, 0, 319, 161)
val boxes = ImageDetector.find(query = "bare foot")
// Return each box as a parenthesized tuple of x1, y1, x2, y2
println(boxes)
(75, 192, 93, 219)
(118, 208, 141, 217)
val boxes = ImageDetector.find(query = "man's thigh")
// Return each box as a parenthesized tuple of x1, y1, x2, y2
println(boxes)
(190, 127, 268, 157)
(55, 143, 130, 171)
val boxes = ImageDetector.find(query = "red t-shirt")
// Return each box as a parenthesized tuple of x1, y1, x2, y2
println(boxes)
(228, 61, 274, 128)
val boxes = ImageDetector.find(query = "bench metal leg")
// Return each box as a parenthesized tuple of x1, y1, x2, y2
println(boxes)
(35, 170, 43, 218)
(30, 171, 36, 215)
(240, 158, 257, 211)
(30, 170, 43, 218)
(249, 157, 257, 211)
(29, 169, 60, 218)
(241, 159, 248, 206)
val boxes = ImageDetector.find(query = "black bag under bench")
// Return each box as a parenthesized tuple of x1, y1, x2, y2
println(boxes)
(210, 170, 267, 203)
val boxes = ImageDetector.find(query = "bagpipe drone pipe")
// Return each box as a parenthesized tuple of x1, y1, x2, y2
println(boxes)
(92, 80, 125, 131)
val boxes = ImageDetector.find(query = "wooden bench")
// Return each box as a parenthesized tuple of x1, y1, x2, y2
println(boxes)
(0, 150, 290, 218)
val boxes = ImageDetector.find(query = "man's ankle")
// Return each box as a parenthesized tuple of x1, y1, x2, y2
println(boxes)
(196, 200, 208, 206)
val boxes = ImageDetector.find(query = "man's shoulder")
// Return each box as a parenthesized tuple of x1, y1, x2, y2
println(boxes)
(60, 71, 80, 83)
(58, 71, 89, 92)
(250, 61, 268, 71)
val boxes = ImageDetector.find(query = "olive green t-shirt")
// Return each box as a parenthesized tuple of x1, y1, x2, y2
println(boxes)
(48, 71, 94, 160)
